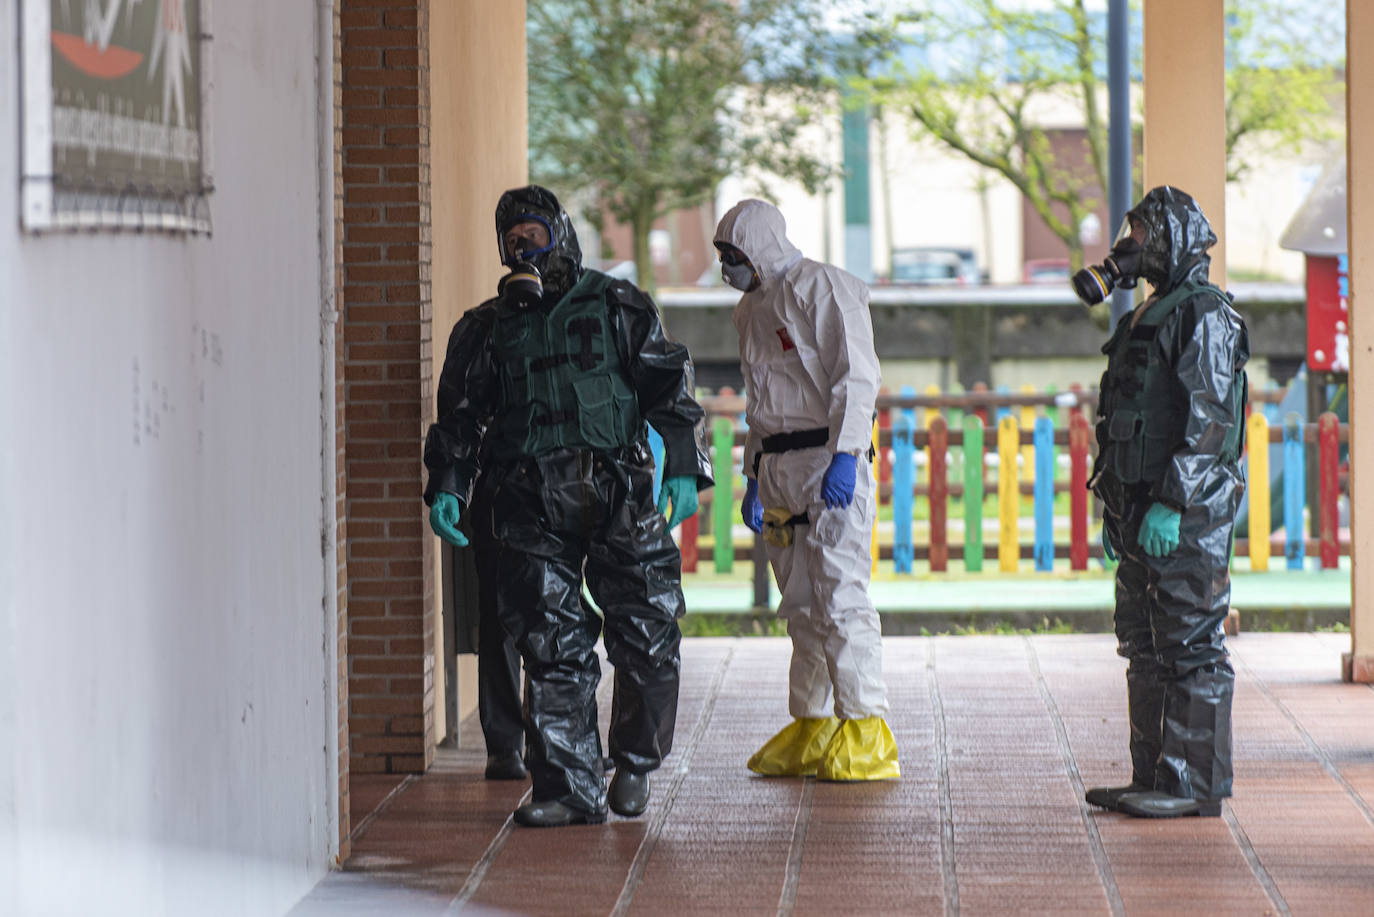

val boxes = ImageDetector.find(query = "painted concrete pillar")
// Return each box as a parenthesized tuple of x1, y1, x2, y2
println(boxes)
(429, 1, 529, 740)
(1345, 3, 1374, 682)
(1141, 0, 1226, 288)
(842, 95, 873, 283)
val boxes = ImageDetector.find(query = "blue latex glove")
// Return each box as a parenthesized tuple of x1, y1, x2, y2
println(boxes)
(1138, 502, 1181, 557)
(656, 474, 699, 529)
(1101, 527, 1117, 562)
(428, 492, 469, 547)
(742, 478, 763, 533)
(820, 452, 858, 509)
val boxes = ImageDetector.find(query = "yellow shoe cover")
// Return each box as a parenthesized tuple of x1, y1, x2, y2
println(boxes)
(815, 716, 901, 781)
(747, 717, 842, 777)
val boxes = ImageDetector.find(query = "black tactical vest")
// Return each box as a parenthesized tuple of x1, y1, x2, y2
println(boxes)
(487, 270, 642, 459)
(1094, 281, 1246, 488)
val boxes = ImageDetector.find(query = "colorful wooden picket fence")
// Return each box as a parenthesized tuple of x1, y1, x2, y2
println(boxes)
(675, 390, 1348, 577)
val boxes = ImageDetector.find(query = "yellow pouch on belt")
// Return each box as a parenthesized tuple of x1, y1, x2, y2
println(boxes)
(763, 507, 807, 548)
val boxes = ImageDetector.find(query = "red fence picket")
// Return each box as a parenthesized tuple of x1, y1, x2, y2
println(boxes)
(930, 416, 949, 573)
(1319, 411, 1341, 569)
(1069, 411, 1090, 571)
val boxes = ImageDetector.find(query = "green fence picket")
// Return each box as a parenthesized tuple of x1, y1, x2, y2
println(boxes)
(963, 414, 984, 572)
(712, 417, 735, 573)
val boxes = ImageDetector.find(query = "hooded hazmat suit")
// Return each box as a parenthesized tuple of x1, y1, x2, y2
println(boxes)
(424, 186, 714, 822)
(714, 199, 897, 780)
(1090, 186, 1248, 811)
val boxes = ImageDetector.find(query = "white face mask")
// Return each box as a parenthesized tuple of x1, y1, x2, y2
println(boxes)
(722, 261, 757, 291)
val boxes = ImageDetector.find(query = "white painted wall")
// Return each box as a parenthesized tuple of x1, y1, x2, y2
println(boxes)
(0, 2, 334, 914)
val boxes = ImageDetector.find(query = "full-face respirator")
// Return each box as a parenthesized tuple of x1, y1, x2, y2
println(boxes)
(1071, 218, 1144, 305)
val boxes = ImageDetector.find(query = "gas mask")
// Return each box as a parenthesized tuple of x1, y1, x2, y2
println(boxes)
(1071, 218, 1144, 305)
(717, 245, 759, 292)
(498, 259, 544, 308)
(499, 214, 555, 307)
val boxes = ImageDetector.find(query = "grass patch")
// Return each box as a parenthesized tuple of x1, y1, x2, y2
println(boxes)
(680, 614, 788, 637)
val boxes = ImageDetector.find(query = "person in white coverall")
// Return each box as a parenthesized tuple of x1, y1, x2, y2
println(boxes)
(714, 199, 899, 781)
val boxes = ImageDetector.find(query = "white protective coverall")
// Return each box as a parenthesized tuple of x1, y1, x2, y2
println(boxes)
(715, 199, 889, 721)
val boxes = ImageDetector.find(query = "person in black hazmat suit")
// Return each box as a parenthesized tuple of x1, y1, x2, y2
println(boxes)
(423, 185, 713, 827)
(469, 449, 610, 783)
(466, 449, 528, 782)
(1074, 186, 1249, 818)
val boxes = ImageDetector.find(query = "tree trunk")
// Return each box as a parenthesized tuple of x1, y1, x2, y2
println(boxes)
(630, 203, 656, 297)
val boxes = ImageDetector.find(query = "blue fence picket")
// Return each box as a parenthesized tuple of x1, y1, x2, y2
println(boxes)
(1033, 417, 1055, 572)
(1283, 412, 1305, 570)
(892, 413, 915, 573)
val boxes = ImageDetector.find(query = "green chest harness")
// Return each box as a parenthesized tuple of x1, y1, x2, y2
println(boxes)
(487, 271, 642, 459)
(1095, 281, 1245, 486)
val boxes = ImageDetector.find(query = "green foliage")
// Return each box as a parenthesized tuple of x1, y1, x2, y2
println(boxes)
(527, 0, 860, 292)
(851, 0, 1343, 270)
(1224, 0, 1344, 182)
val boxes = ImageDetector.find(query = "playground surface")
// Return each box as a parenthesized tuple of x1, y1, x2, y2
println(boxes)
(680, 564, 1353, 633)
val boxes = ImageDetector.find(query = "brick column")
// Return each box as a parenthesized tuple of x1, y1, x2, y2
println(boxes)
(340, 0, 435, 775)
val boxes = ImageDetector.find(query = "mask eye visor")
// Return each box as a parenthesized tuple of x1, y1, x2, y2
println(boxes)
(715, 243, 750, 268)
(502, 212, 556, 264)
(1114, 215, 1135, 245)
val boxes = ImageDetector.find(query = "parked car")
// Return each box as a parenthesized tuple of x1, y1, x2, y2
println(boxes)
(889, 247, 981, 285)
(1023, 258, 1071, 284)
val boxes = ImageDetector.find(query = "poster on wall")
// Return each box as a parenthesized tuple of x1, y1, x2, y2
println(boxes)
(20, 0, 212, 232)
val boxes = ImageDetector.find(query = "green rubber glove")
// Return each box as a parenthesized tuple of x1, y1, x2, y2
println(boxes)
(1138, 502, 1181, 558)
(1101, 527, 1117, 562)
(428, 492, 469, 547)
(656, 475, 699, 530)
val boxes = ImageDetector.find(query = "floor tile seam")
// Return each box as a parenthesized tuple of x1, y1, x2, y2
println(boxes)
(774, 777, 815, 917)
(438, 652, 624, 913)
(927, 640, 960, 917)
(440, 786, 532, 915)
(607, 642, 738, 917)
(1230, 651, 1374, 831)
(1022, 636, 1126, 917)
(347, 774, 418, 847)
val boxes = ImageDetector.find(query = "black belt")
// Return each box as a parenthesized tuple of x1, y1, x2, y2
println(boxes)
(761, 427, 829, 454)
(754, 427, 875, 475)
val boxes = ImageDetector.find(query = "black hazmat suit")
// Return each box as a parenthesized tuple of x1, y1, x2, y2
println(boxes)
(466, 469, 524, 760)
(1091, 186, 1249, 801)
(424, 186, 714, 817)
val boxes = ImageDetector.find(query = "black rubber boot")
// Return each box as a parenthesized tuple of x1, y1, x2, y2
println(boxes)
(607, 771, 650, 817)
(1116, 790, 1222, 818)
(1084, 783, 1150, 811)
(484, 751, 527, 781)
(513, 800, 607, 828)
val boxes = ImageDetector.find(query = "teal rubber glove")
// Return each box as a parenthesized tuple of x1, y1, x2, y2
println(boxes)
(1101, 527, 1117, 562)
(428, 492, 469, 547)
(1138, 502, 1181, 557)
(657, 474, 699, 529)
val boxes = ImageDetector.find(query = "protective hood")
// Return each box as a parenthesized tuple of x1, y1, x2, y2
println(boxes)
(713, 199, 803, 286)
(1127, 186, 1217, 292)
(494, 185, 583, 298)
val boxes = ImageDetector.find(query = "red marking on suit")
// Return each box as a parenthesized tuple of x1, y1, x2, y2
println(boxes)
(775, 327, 796, 351)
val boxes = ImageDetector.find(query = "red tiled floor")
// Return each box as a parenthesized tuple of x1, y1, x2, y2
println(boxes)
(291, 633, 1374, 916)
